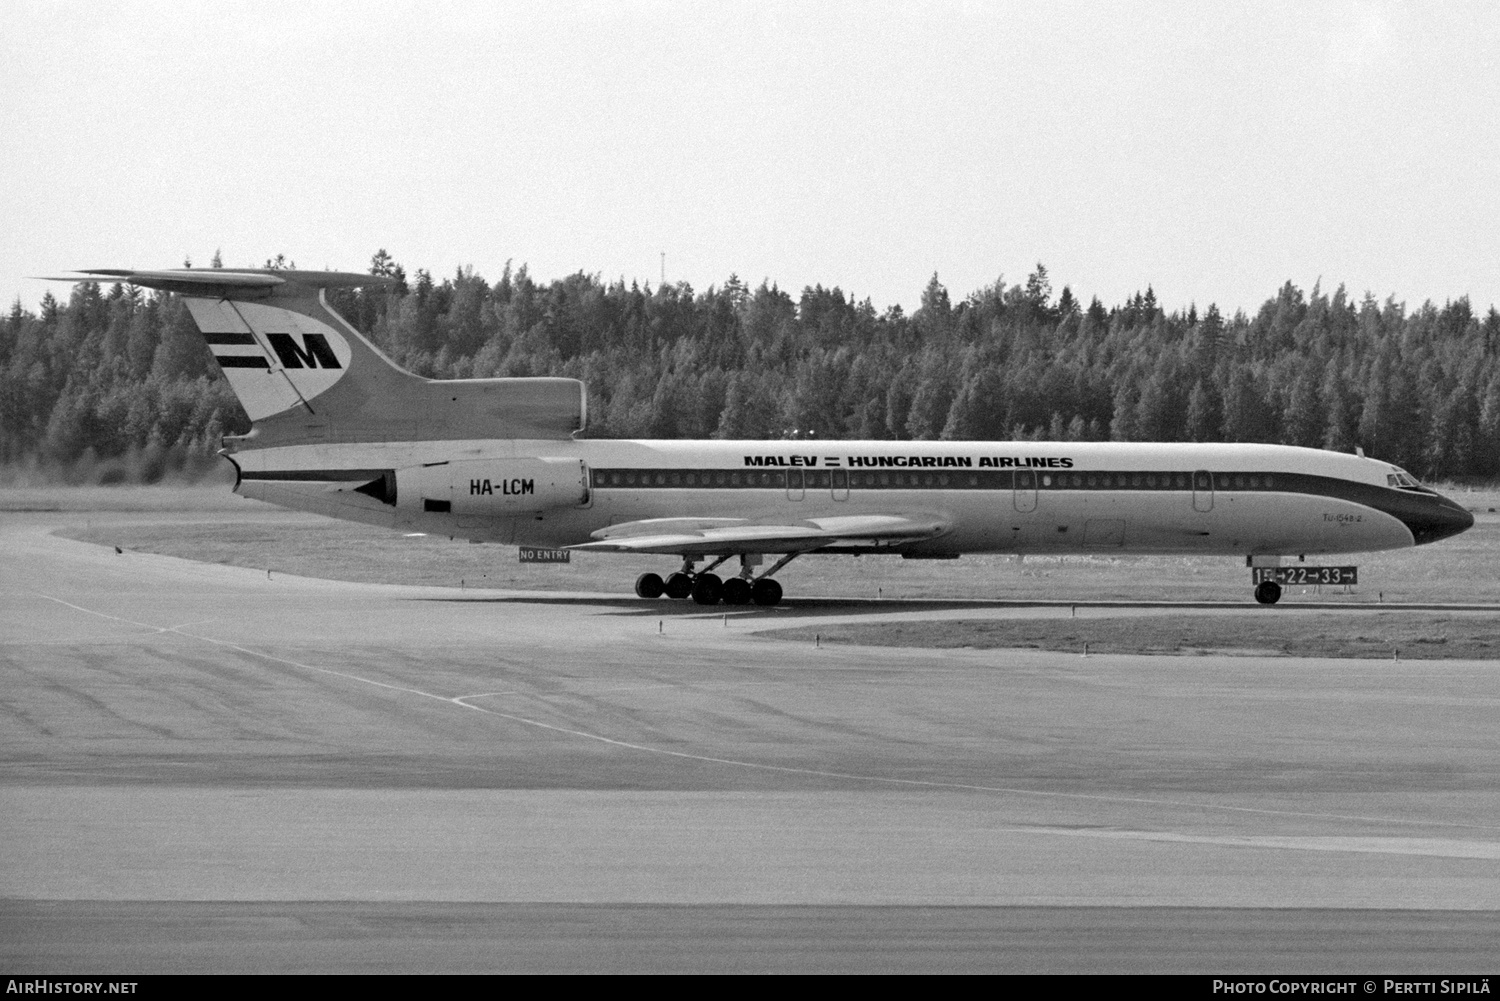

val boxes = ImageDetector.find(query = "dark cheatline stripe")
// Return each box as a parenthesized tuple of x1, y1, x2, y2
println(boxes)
(201, 332, 257, 345)
(1279, 474, 1473, 544)
(215, 355, 270, 368)
(241, 469, 391, 482)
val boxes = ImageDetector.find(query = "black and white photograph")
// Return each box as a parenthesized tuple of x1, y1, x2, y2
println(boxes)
(2, 0, 1498, 976)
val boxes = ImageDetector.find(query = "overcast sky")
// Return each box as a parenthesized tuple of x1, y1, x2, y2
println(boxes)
(4, 0, 1497, 316)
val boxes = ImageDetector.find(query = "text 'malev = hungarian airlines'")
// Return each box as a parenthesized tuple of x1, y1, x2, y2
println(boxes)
(41, 267, 1474, 606)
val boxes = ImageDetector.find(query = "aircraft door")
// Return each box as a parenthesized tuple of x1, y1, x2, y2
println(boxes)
(831, 468, 849, 501)
(1193, 470, 1214, 512)
(1014, 469, 1038, 513)
(786, 468, 805, 501)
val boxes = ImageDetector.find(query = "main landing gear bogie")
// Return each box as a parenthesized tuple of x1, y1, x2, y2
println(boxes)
(637, 555, 792, 606)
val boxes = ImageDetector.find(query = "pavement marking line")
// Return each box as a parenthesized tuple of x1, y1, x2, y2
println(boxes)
(449, 681, 783, 702)
(1019, 829, 1500, 860)
(449, 690, 530, 701)
(32, 594, 171, 634)
(33, 590, 1500, 836)
(36, 593, 462, 705)
(164, 618, 220, 632)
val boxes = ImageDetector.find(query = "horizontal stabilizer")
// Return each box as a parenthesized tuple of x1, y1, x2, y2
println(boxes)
(35, 268, 393, 298)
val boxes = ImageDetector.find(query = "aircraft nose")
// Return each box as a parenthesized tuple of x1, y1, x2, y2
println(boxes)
(1405, 493, 1475, 545)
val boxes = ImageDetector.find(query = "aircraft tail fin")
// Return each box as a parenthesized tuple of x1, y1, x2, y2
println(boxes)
(44, 269, 587, 447)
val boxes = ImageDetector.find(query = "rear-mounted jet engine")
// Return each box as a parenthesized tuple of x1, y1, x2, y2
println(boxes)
(402, 458, 590, 516)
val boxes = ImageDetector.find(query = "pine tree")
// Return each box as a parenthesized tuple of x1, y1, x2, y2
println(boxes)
(1109, 384, 1137, 442)
(1477, 373, 1500, 476)
(1222, 366, 1273, 443)
(1321, 361, 1356, 453)
(1282, 367, 1323, 447)
(1056, 286, 1078, 319)
(905, 365, 956, 441)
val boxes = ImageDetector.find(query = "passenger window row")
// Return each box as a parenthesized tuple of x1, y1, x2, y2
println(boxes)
(590, 468, 1280, 491)
(1041, 472, 1276, 491)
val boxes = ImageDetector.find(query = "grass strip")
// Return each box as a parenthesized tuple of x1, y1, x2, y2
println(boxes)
(770, 612, 1500, 660)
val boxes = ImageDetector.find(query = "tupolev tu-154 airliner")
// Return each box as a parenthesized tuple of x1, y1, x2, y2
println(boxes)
(43, 267, 1474, 606)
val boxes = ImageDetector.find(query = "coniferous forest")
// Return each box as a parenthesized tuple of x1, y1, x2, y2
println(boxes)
(3, 250, 1498, 484)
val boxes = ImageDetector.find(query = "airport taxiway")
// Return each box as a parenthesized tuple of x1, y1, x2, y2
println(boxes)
(2, 512, 1498, 972)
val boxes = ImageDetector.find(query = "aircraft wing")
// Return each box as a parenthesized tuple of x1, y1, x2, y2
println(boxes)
(568, 513, 949, 556)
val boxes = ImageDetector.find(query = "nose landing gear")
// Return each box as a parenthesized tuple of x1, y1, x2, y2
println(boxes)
(1253, 581, 1282, 605)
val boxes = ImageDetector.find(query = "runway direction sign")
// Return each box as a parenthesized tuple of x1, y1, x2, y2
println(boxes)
(1252, 566, 1358, 586)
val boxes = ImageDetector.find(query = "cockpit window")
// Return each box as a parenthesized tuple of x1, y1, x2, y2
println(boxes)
(1386, 469, 1423, 489)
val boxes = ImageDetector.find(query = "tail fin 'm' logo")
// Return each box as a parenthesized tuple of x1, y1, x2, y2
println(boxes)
(182, 297, 352, 421)
(267, 332, 342, 370)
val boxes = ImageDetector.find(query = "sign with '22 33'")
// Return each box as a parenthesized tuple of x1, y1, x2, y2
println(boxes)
(1251, 566, 1357, 585)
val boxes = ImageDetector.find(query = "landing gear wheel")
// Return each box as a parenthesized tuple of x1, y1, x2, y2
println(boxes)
(691, 573, 724, 605)
(721, 577, 752, 605)
(664, 572, 694, 599)
(751, 578, 783, 606)
(634, 572, 665, 599)
(1254, 581, 1282, 605)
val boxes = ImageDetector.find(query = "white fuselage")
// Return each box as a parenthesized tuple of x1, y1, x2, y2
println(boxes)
(229, 438, 1456, 559)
